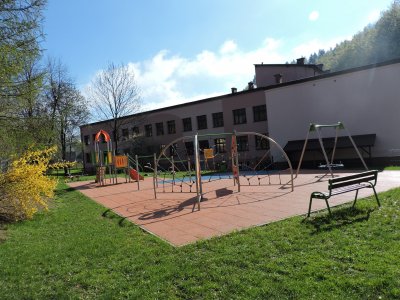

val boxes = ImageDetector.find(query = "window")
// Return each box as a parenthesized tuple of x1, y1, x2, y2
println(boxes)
(212, 112, 224, 128)
(236, 136, 249, 152)
(255, 134, 269, 150)
(253, 105, 267, 122)
(132, 126, 139, 136)
(233, 108, 247, 125)
(185, 141, 194, 155)
(156, 122, 164, 136)
(85, 152, 91, 163)
(198, 140, 210, 151)
(167, 120, 176, 134)
(147, 146, 154, 153)
(182, 117, 192, 132)
(197, 115, 207, 130)
(145, 124, 152, 137)
(84, 135, 90, 145)
(214, 138, 226, 153)
(121, 128, 129, 141)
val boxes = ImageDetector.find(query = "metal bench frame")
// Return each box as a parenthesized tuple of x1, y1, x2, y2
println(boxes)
(308, 170, 380, 217)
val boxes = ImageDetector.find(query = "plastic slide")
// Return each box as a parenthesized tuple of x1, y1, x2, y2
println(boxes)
(129, 168, 144, 181)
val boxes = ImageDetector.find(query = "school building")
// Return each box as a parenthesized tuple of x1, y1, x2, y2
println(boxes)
(80, 58, 400, 171)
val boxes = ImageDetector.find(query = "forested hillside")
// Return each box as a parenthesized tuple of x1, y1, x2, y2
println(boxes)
(308, 1, 400, 71)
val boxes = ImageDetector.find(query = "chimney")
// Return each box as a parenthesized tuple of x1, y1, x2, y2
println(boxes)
(248, 82, 254, 90)
(296, 57, 305, 65)
(274, 73, 283, 84)
(231, 87, 237, 93)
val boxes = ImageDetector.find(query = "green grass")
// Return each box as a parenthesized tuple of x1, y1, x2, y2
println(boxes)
(384, 165, 400, 170)
(0, 183, 399, 299)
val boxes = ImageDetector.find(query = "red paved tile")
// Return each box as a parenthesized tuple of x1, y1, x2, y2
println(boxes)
(68, 170, 400, 246)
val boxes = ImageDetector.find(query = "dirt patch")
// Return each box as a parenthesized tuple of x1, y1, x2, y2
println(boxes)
(0, 223, 7, 243)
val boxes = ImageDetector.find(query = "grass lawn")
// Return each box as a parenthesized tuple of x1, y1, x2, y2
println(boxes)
(385, 166, 400, 171)
(0, 183, 399, 299)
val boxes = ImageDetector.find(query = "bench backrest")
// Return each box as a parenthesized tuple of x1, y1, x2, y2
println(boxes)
(328, 170, 378, 190)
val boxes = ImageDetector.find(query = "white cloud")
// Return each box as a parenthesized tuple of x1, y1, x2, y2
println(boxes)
(86, 36, 349, 113)
(123, 38, 285, 111)
(219, 40, 238, 54)
(366, 10, 381, 24)
(308, 11, 319, 21)
(291, 36, 350, 58)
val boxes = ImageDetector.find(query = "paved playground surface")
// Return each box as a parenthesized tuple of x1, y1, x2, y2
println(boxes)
(68, 170, 400, 246)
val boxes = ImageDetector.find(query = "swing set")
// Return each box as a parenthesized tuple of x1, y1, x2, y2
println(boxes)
(295, 122, 369, 179)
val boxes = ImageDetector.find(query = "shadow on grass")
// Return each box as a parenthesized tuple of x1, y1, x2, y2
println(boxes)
(303, 206, 375, 234)
(102, 209, 132, 227)
(55, 186, 76, 197)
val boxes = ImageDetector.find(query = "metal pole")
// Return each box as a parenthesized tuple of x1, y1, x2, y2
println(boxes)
(153, 153, 157, 199)
(194, 134, 202, 210)
(296, 128, 310, 178)
(233, 131, 240, 192)
(316, 128, 334, 178)
(330, 126, 339, 165)
(135, 154, 140, 190)
(188, 157, 192, 192)
(171, 156, 175, 192)
(344, 127, 369, 171)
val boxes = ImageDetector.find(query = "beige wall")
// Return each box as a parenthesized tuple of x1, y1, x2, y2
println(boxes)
(266, 62, 400, 161)
(81, 89, 269, 168)
(255, 65, 323, 87)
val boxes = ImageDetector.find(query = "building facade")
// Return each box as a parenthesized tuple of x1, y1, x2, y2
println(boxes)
(80, 58, 400, 171)
(265, 59, 400, 166)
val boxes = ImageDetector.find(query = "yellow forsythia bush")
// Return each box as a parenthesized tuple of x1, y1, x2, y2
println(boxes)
(0, 147, 58, 221)
(48, 160, 77, 171)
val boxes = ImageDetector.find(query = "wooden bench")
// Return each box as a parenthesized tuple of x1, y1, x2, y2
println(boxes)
(308, 170, 380, 217)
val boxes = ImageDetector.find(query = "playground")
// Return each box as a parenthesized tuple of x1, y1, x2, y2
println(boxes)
(68, 170, 400, 246)
(72, 126, 400, 246)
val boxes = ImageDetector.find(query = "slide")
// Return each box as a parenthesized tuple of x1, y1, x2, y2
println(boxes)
(129, 168, 144, 181)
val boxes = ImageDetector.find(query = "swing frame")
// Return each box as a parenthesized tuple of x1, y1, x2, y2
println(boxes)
(295, 122, 368, 179)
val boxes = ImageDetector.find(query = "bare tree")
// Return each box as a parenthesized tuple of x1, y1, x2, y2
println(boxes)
(45, 58, 89, 171)
(88, 62, 141, 153)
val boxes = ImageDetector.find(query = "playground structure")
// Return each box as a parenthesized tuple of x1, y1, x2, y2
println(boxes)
(153, 131, 294, 210)
(90, 123, 370, 211)
(93, 130, 144, 187)
(295, 122, 369, 179)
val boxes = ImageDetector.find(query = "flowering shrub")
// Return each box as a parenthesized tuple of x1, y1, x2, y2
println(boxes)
(0, 147, 58, 221)
(48, 160, 77, 171)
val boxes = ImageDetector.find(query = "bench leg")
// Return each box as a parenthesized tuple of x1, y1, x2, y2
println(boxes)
(352, 189, 359, 208)
(324, 199, 332, 216)
(372, 186, 381, 207)
(307, 196, 313, 217)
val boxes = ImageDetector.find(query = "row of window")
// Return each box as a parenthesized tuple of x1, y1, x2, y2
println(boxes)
(85, 135, 269, 163)
(146, 105, 267, 137)
(166, 135, 269, 156)
(144, 120, 176, 137)
(83, 105, 267, 144)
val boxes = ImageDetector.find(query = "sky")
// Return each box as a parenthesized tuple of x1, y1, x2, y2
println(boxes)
(43, 0, 394, 117)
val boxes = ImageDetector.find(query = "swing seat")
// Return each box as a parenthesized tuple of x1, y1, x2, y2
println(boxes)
(318, 163, 344, 169)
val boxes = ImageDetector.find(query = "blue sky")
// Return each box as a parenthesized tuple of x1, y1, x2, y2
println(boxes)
(43, 0, 393, 113)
